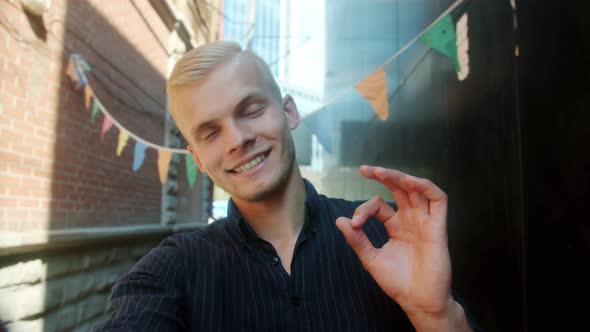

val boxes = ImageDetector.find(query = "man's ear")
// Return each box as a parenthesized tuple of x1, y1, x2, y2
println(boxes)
(187, 144, 206, 174)
(282, 94, 300, 130)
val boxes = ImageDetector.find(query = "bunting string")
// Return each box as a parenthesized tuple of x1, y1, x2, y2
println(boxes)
(381, 0, 466, 67)
(70, 0, 468, 143)
(68, 53, 198, 187)
(66, 0, 468, 183)
(69, 54, 189, 154)
(302, 0, 468, 120)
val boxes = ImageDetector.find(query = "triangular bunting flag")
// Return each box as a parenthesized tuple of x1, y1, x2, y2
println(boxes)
(132, 142, 147, 171)
(419, 14, 461, 72)
(91, 99, 100, 124)
(78, 57, 92, 72)
(157, 150, 172, 184)
(355, 67, 389, 121)
(100, 115, 113, 142)
(66, 59, 78, 83)
(302, 108, 333, 153)
(185, 154, 198, 188)
(70, 54, 88, 86)
(84, 85, 93, 109)
(116, 130, 130, 156)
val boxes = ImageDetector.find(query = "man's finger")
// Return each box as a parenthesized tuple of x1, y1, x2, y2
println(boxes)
(360, 165, 412, 209)
(395, 173, 447, 216)
(409, 191, 429, 213)
(371, 167, 446, 201)
(351, 196, 396, 234)
(365, 166, 448, 215)
(336, 217, 379, 267)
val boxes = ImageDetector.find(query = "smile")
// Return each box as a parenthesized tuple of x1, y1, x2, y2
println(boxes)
(233, 154, 266, 173)
(229, 150, 271, 174)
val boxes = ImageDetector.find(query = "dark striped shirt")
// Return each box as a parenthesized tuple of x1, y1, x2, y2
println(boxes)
(93, 179, 478, 331)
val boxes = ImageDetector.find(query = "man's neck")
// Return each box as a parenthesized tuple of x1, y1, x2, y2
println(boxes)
(232, 168, 306, 274)
(233, 167, 306, 242)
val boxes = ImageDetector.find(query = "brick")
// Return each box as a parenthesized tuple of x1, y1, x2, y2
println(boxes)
(0, 197, 19, 207)
(0, 0, 202, 232)
(20, 177, 42, 188)
(33, 167, 53, 178)
(0, 150, 21, 164)
(7, 164, 34, 177)
(18, 199, 39, 208)
(0, 259, 46, 288)
(0, 283, 47, 321)
(5, 320, 43, 332)
(45, 304, 78, 331)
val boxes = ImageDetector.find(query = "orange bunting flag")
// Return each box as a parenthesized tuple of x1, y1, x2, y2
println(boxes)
(66, 59, 77, 82)
(100, 115, 113, 142)
(116, 130, 129, 156)
(84, 85, 93, 109)
(355, 67, 389, 121)
(157, 150, 172, 184)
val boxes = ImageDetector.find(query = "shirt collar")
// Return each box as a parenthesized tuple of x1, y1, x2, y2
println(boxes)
(226, 178, 320, 245)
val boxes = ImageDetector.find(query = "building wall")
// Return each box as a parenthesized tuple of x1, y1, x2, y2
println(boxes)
(223, 0, 281, 76)
(306, 1, 525, 330)
(518, 1, 590, 329)
(0, 1, 210, 330)
(0, 236, 163, 332)
(0, 0, 172, 232)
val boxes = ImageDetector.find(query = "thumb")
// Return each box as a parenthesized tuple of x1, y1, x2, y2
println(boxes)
(336, 217, 378, 266)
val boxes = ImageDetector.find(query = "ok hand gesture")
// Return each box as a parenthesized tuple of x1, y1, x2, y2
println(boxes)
(336, 166, 471, 331)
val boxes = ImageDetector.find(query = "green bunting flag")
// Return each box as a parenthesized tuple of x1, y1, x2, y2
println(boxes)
(419, 14, 461, 72)
(185, 154, 198, 188)
(91, 99, 100, 124)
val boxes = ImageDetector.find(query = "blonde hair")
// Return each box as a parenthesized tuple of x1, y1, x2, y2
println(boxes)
(166, 40, 281, 127)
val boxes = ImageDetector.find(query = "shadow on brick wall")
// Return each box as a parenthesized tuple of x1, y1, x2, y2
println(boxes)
(42, 0, 202, 330)
(51, 0, 166, 230)
(0, 0, 206, 329)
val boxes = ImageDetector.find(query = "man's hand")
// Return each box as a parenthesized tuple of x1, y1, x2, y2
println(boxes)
(336, 165, 471, 332)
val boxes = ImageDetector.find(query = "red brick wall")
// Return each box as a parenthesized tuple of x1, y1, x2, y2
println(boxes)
(0, 0, 194, 232)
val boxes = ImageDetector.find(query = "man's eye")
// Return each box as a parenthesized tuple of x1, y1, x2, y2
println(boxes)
(203, 130, 218, 140)
(245, 106, 265, 117)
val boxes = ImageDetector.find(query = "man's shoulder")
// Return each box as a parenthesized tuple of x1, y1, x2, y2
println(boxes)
(160, 218, 236, 252)
(137, 219, 236, 271)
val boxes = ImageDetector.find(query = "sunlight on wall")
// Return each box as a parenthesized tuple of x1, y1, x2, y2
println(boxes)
(0, 260, 48, 331)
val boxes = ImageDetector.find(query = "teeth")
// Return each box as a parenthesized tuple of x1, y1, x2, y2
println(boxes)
(234, 155, 265, 173)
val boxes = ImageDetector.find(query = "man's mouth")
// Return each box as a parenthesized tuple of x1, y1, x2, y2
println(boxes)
(228, 150, 270, 174)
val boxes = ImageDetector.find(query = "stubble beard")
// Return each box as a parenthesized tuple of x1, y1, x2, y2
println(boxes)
(243, 143, 295, 202)
(234, 137, 296, 203)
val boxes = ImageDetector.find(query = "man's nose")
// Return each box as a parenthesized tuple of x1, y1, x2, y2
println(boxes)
(224, 121, 255, 154)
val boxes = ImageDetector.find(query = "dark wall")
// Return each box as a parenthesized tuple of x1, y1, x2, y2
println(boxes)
(517, 1, 590, 330)
(341, 1, 526, 330)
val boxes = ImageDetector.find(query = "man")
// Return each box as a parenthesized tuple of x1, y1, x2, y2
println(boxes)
(93, 41, 480, 331)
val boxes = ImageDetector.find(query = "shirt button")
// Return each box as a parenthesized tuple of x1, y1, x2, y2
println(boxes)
(291, 296, 301, 306)
(272, 256, 280, 265)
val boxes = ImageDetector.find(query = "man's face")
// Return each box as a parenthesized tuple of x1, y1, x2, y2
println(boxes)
(174, 54, 300, 202)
